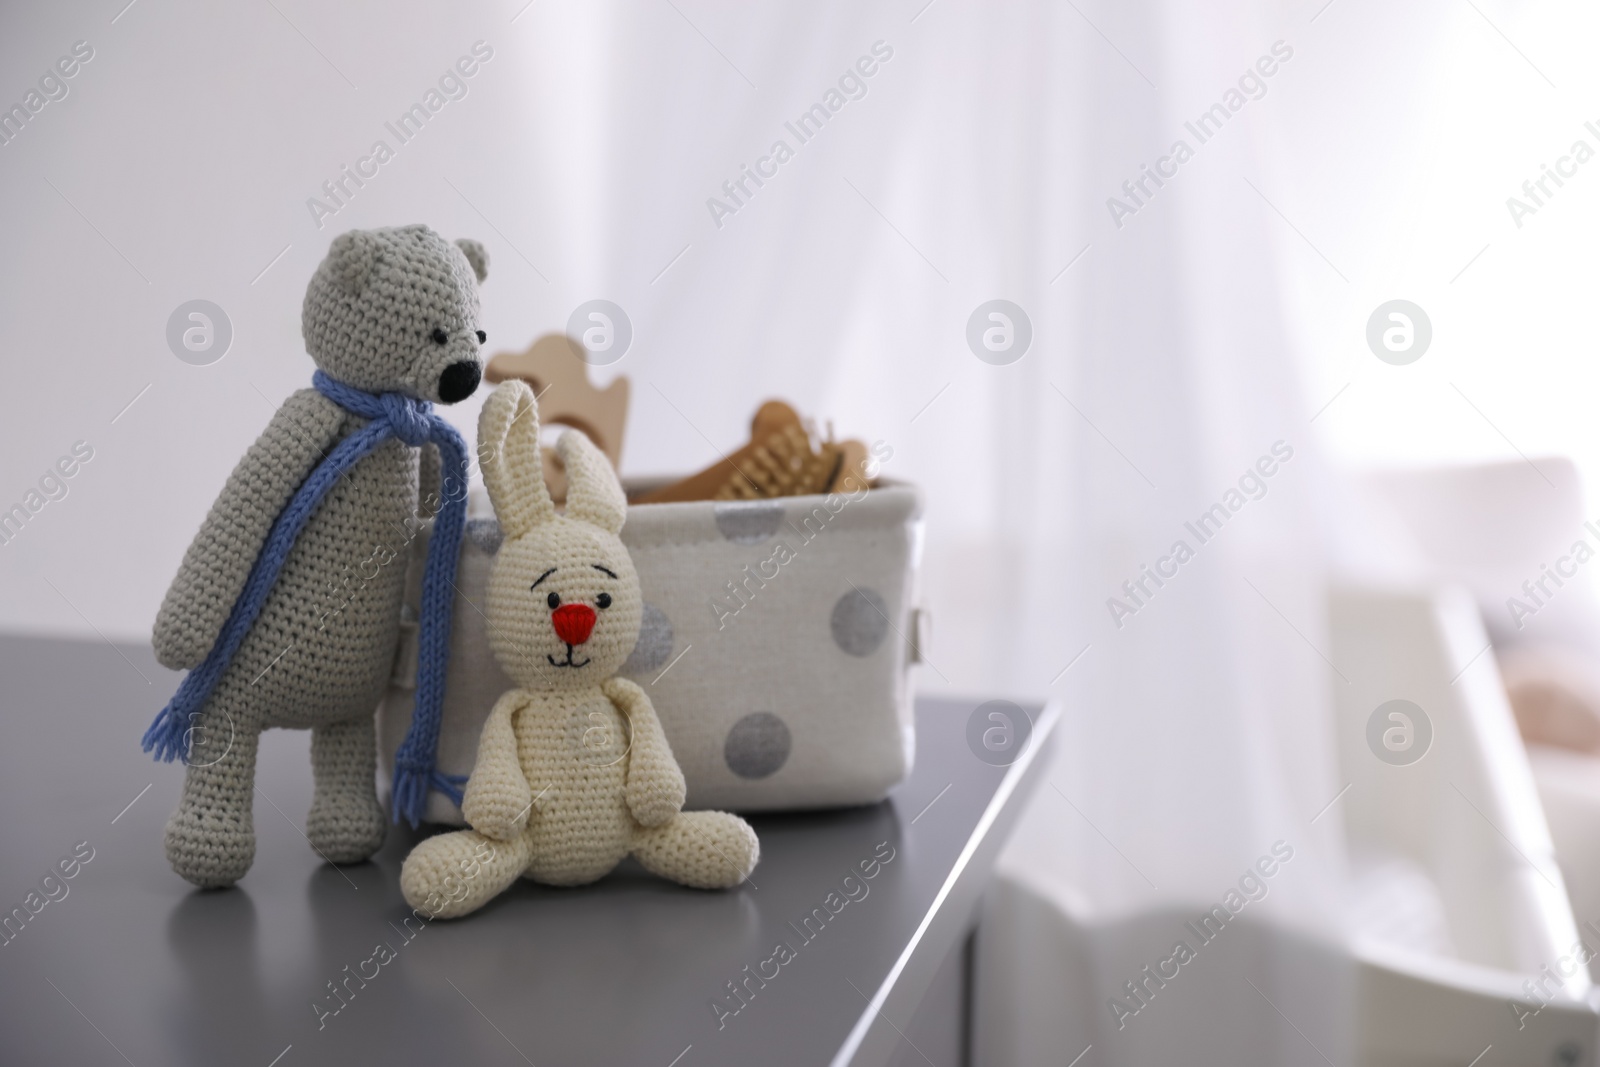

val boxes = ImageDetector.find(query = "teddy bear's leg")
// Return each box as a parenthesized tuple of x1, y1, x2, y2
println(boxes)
(306, 716, 386, 863)
(164, 698, 262, 889)
(632, 811, 760, 890)
(400, 828, 533, 919)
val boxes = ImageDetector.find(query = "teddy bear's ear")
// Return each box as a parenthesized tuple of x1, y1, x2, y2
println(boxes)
(325, 230, 379, 296)
(557, 429, 626, 535)
(478, 380, 554, 539)
(455, 239, 488, 283)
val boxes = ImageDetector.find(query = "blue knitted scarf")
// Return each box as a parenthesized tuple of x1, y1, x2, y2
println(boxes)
(141, 369, 469, 827)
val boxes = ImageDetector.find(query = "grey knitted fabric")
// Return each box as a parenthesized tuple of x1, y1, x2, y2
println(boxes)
(151, 225, 488, 888)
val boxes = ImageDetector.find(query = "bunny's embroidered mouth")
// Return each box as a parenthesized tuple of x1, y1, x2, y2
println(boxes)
(548, 644, 591, 669)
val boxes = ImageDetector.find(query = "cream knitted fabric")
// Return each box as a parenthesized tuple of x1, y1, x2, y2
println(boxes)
(400, 381, 759, 916)
(151, 225, 488, 888)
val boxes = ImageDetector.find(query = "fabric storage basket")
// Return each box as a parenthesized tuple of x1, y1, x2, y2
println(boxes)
(377, 480, 925, 823)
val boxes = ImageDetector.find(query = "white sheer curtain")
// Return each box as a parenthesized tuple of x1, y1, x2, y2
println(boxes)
(519, 2, 1353, 1062)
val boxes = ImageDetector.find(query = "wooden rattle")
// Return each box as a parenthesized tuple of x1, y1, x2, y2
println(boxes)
(485, 333, 630, 502)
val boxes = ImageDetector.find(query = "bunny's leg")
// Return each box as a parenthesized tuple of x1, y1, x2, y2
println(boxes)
(400, 828, 532, 919)
(164, 692, 262, 888)
(306, 715, 386, 863)
(632, 811, 760, 890)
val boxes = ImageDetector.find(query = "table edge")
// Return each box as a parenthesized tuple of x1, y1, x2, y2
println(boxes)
(829, 697, 1063, 1067)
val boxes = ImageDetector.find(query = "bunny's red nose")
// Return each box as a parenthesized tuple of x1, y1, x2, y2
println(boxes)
(551, 603, 597, 645)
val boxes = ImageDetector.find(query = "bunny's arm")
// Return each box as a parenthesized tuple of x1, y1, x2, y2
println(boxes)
(461, 688, 536, 840)
(152, 389, 345, 670)
(603, 677, 686, 828)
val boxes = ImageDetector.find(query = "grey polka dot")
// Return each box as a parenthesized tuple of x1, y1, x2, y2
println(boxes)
(465, 518, 503, 555)
(831, 588, 889, 657)
(714, 501, 785, 544)
(724, 712, 791, 779)
(621, 603, 673, 673)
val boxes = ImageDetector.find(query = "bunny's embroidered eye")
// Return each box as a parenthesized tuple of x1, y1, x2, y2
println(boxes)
(431, 328, 449, 345)
(476, 329, 487, 343)
(547, 591, 561, 610)
(596, 592, 612, 609)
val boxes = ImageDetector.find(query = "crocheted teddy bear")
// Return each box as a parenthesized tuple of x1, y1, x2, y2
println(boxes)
(148, 225, 488, 888)
(400, 380, 759, 918)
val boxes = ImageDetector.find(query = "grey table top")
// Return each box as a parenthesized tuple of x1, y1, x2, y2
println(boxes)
(0, 634, 1056, 1067)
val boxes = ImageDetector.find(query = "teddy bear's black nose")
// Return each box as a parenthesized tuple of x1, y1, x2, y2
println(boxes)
(437, 361, 481, 404)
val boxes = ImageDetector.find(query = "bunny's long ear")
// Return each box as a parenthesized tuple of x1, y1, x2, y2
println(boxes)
(478, 380, 555, 539)
(557, 429, 626, 535)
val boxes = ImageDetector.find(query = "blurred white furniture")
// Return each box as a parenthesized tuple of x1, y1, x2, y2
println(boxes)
(975, 581, 1599, 1065)
(1529, 743, 1600, 964)
(1335, 583, 1595, 1065)
(1365, 459, 1600, 981)
(1362, 458, 1597, 653)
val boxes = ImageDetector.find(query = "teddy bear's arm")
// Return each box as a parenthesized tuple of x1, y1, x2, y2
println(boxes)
(603, 677, 686, 828)
(152, 389, 346, 671)
(461, 688, 536, 840)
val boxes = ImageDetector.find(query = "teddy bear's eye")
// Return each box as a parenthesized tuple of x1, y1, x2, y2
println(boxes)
(546, 591, 561, 610)
(431, 328, 449, 345)
(476, 329, 487, 343)
(596, 592, 612, 609)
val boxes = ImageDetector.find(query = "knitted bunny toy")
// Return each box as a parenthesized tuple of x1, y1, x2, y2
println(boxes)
(145, 225, 488, 888)
(400, 380, 759, 917)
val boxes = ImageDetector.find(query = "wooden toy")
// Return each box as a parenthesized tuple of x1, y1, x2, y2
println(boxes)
(485, 333, 630, 501)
